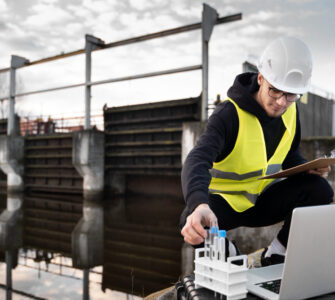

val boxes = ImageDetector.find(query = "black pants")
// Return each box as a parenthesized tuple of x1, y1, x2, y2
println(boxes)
(182, 173, 334, 247)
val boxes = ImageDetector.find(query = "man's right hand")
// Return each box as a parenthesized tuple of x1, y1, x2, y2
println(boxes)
(181, 203, 218, 245)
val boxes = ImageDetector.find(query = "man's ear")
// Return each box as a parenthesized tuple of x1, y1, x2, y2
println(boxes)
(257, 73, 263, 85)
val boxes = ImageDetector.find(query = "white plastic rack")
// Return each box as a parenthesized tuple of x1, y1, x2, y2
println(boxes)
(194, 229, 248, 300)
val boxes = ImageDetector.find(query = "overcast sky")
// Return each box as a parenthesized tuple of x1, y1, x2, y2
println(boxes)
(0, 0, 334, 119)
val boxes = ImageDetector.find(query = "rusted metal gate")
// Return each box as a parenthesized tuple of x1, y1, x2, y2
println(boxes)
(103, 96, 200, 296)
(23, 134, 83, 256)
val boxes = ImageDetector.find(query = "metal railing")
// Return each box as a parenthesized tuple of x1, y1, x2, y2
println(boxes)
(0, 4, 241, 135)
(20, 114, 103, 136)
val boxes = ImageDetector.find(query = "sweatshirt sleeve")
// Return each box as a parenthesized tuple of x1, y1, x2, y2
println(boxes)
(282, 106, 307, 169)
(181, 102, 238, 213)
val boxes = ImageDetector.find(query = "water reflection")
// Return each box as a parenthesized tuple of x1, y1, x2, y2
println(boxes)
(0, 169, 183, 299)
(0, 249, 142, 299)
(0, 196, 183, 299)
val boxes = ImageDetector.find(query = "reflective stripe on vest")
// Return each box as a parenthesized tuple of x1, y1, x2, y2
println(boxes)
(209, 188, 258, 203)
(209, 168, 263, 180)
(209, 98, 296, 212)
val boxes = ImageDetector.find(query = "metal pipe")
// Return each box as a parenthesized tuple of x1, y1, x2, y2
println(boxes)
(90, 64, 202, 86)
(83, 269, 89, 300)
(0, 13, 241, 74)
(6, 82, 85, 99)
(0, 64, 202, 100)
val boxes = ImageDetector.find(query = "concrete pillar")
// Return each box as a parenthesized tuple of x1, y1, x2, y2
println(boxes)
(0, 135, 24, 251)
(181, 121, 207, 275)
(181, 121, 207, 164)
(71, 129, 104, 269)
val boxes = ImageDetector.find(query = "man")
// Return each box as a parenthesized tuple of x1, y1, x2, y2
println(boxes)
(180, 36, 333, 266)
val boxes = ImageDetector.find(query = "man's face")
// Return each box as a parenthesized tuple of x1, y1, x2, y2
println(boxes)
(256, 73, 295, 118)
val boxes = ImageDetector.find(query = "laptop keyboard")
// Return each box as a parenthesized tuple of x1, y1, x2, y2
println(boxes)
(256, 279, 281, 294)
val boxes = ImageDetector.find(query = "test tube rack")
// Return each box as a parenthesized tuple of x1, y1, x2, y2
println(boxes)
(194, 244, 248, 300)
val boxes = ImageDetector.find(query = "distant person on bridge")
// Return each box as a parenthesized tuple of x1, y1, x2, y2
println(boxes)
(180, 36, 334, 267)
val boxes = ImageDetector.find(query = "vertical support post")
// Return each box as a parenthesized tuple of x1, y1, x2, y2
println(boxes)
(8, 67, 15, 136)
(6, 251, 12, 300)
(201, 4, 218, 122)
(83, 269, 89, 300)
(7, 55, 29, 135)
(84, 35, 104, 130)
(85, 41, 92, 130)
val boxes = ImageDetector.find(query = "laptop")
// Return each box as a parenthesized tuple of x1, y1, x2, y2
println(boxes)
(247, 204, 335, 300)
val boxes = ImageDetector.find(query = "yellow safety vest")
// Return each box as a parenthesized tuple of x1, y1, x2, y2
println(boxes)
(209, 98, 296, 212)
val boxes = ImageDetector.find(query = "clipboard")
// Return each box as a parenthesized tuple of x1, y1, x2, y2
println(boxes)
(260, 157, 335, 179)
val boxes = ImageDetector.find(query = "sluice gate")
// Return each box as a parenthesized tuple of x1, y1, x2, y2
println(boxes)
(0, 95, 201, 296)
(23, 134, 83, 255)
(103, 96, 200, 295)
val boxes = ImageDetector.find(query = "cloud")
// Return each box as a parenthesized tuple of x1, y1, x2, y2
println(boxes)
(247, 10, 281, 22)
(129, 0, 155, 11)
(0, 0, 7, 12)
(0, 0, 334, 119)
(24, 2, 73, 28)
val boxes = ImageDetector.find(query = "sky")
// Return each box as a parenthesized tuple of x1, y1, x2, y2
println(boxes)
(0, 0, 334, 120)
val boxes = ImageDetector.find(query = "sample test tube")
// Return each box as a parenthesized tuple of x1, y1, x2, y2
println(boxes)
(218, 230, 226, 261)
(204, 229, 210, 258)
(209, 220, 218, 260)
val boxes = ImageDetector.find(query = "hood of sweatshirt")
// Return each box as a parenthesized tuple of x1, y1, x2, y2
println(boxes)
(227, 72, 280, 123)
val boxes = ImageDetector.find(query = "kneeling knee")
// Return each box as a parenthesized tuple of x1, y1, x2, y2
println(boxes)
(306, 175, 334, 205)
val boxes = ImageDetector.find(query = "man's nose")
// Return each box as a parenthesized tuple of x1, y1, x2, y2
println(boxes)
(276, 95, 287, 106)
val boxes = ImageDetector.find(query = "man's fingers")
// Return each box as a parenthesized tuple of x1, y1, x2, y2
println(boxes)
(181, 204, 218, 245)
(181, 217, 205, 245)
(191, 212, 208, 238)
(308, 165, 331, 178)
(182, 226, 204, 245)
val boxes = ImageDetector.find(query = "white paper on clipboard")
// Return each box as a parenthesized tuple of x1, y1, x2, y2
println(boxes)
(260, 157, 335, 179)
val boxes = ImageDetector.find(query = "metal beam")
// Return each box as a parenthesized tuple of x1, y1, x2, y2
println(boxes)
(0, 13, 242, 74)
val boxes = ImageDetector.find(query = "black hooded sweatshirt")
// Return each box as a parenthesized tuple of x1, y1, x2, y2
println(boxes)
(181, 72, 307, 213)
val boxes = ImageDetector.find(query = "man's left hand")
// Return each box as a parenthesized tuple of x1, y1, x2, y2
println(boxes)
(307, 165, 331, 178)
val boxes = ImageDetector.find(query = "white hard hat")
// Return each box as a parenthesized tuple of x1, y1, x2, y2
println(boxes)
(257, 36, 313, 94)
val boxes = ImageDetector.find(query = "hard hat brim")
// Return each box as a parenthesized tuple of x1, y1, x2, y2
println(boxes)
(259, 69, 310, 95)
